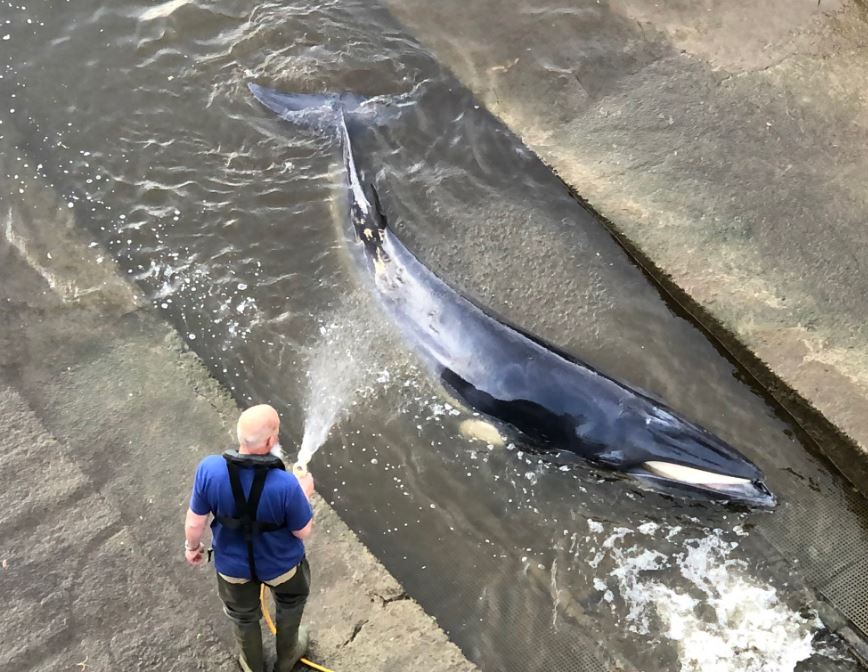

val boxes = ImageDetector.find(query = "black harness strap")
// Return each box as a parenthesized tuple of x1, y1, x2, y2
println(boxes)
(215, 451, 286, 582)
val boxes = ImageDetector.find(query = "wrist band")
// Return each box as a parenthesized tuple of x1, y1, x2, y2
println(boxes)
(185, 540, 202, 552)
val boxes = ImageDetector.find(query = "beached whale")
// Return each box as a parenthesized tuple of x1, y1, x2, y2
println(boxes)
(250, 83, 775, 507)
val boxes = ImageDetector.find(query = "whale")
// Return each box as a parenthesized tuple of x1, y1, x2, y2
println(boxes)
(250, 83, 776, 508)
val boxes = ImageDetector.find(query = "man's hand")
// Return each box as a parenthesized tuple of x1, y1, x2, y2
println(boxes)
(185, 542, 206, 567)
(296, 470, 315, 499)
(184, 508, 209, 567)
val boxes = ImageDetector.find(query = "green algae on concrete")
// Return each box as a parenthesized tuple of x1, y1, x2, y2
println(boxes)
(383, 0, 868, 491)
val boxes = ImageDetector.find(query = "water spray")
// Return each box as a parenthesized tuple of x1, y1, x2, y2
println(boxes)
(291, 301, 393, 477)
(293, 445, 313, 478)
(291, 313, 373, 478)
(271, 442, 311, 477)
(292, 421, 330, 476)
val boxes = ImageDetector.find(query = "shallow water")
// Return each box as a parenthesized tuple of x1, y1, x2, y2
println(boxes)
(2, 1, 867, 670)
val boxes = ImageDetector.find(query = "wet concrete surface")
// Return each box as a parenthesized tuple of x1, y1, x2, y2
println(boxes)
(0, 162, 475, 672)
(384, 0, 868, 490)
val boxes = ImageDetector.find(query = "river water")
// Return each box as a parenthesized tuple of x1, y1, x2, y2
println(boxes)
(2, 1, 867, 670)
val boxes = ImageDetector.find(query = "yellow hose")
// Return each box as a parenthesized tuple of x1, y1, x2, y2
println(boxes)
(260, 583, 335, 672)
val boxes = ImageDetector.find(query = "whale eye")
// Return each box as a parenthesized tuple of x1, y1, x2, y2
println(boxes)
(643, 461, 751, 486)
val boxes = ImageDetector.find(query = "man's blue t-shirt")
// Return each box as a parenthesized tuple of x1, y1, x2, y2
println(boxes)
(190, 454, 312, 581)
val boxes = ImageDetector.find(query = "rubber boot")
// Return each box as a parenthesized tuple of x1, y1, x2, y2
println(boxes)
(233, 622, 265, 672)
(275, 618, 309, 672)
(272, 558, 311, 672)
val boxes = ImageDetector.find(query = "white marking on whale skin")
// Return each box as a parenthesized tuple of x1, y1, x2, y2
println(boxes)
(459, 418, 506, 446)
(644, 461, 752, 486)
(372, 255, 388, 278)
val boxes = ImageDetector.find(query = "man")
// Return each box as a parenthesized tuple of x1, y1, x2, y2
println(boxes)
(184, 404, 315, 672)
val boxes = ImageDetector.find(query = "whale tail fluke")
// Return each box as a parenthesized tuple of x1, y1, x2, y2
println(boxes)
(248, 82, 401, 133)
(248, 83, 358, 130)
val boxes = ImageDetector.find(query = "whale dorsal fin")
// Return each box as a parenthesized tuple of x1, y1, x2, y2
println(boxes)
(369, 183, 389, 231)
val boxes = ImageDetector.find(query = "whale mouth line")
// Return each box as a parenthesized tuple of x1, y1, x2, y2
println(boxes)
(634, 461, 776, 508)
(642, 461, 753, 486)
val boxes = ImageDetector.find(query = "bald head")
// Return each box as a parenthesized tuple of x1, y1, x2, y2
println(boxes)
(237, 404, 280, 454)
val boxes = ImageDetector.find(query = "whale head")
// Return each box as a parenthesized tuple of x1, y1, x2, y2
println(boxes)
(606, 405, 776, 508)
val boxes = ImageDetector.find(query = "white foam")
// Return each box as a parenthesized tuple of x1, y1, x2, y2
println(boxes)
(587, 519, 604, 534)
(638, 521, 659, 536)
(596, 528, 818, 671)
